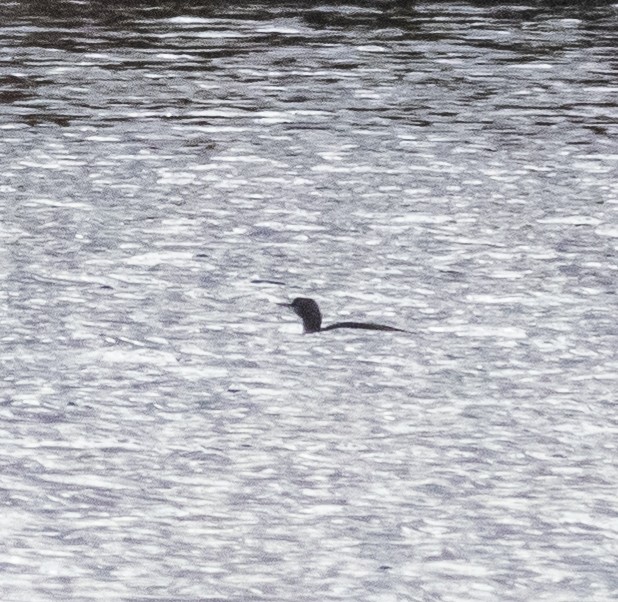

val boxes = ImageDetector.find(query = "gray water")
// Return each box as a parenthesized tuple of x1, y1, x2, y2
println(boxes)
(1, 1, 617, 600)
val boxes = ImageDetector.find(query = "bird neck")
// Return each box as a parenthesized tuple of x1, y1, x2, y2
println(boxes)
(302, 319, 322, 334)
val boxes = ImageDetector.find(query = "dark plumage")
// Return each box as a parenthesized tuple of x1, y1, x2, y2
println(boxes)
(279, 297, 407, 334)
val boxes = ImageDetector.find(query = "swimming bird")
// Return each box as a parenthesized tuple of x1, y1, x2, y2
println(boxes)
(279, 297, 407, 334)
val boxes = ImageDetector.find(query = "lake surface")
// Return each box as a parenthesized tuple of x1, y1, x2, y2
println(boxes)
(1, 1, 617, 600)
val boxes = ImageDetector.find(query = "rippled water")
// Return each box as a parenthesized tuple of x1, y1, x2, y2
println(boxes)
(1, 1, 617, 600)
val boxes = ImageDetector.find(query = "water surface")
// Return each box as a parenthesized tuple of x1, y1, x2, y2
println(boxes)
(1, 1, 617, 601)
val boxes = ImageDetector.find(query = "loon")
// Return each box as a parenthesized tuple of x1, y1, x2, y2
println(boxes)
(279, 297, 407, 334)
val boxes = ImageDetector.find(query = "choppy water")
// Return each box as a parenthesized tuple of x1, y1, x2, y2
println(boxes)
(1, 1, 617, 600)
